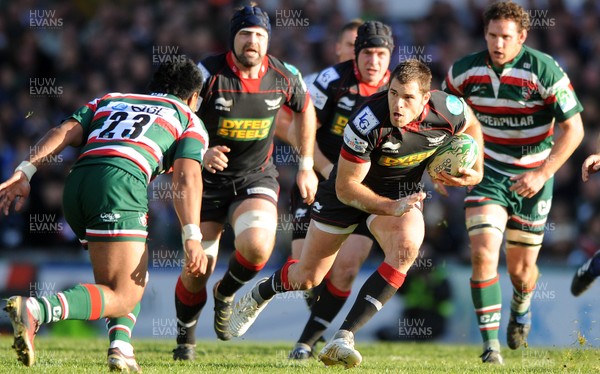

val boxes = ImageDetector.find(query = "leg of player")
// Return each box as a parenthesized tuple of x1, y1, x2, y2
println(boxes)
(505, 228, 542, 350)
(173, 222, 221, 360)
(572, 249, 600, 296)
(229, 220, 349, 338)
(5, 241, 147, 371)
(289, 234, 372, 360)
(318, 208, 424, 369)
(466, 205, 507, 364)
(212, 197, 277, 340)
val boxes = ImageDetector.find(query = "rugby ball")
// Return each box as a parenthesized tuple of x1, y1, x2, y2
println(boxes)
(426, 133, 478, 180)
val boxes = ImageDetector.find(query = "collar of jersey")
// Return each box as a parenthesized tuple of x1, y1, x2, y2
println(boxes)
(226, 51, 268, 80)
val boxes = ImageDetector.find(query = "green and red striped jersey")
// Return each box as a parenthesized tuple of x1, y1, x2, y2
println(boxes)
(443, 45, 583, 176)
(70, 92, 209, 184)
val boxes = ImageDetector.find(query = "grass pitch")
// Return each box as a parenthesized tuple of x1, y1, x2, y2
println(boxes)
(0, 336, 599, 373)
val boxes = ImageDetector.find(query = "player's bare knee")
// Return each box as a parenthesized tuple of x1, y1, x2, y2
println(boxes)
(470, 249, 497, 270)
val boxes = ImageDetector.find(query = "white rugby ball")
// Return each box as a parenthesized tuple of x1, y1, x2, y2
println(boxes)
(427, 133, 478, 180)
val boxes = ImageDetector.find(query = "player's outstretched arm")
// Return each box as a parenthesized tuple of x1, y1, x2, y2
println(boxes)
(293, 101, 319, 204)
(172, 157, 207, 277)
(0, 119, 83, 215)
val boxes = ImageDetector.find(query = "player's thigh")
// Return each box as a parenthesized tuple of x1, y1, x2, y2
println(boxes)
(368, 207, 424, 268)
(293, 220, 349, 285)
(504, 180, 552, 273)
(466, 204, 508, 252)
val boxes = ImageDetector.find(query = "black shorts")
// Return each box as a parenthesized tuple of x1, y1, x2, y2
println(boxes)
(202, 165, 279, 224)
(291, 179, 372, 240)
(310, 178, 371, 231)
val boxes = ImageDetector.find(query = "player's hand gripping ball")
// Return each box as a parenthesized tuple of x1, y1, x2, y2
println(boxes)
(427, 133, 479, 180)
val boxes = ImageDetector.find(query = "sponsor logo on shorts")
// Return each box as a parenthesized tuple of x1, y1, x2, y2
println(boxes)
(313, 201, 323, 213)
(100, 212, 121, 223)
(294, 208, 308, 219)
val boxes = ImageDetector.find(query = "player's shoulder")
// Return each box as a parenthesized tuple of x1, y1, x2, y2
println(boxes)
(449, 50, 487, 76)
(521, 45, 566, 79)
(267, 55, 303, 79)
(198, 53, 227, 77)
(314, 61, 353, 90)
(428, 90, 467, 123)
(349, 91, 388, 135)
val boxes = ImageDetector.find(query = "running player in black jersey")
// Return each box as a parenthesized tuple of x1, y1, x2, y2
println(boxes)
(172, 4, 318, 360)
(286, 20, 393, 360)
(229, 59, 484, 368)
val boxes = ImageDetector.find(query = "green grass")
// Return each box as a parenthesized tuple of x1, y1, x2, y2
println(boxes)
(0, 337, 599, 373)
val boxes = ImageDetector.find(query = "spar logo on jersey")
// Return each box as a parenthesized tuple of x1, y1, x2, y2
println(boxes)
(309, 85, 327, 110)
(331, 113, 349, 136)
(217, 117, 273, 140)
(378, 149, 436, 168)
(353, 107, 380, 135)
(343, 126, 368, 153)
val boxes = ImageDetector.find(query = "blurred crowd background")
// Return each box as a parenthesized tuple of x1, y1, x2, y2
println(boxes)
(1, 0, 599, 269)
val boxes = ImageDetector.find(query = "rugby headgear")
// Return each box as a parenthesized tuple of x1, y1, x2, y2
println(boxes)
(230, 5, 271, 50)
(354, 21, 394, 58)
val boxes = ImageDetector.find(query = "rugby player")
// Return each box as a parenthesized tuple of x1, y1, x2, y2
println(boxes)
(443, 1, 584, 364)
(286, 20, 393, 360)
(1, 59, 208, 372)
(172, 3, 318, 360)
(229, 59, 484, 368)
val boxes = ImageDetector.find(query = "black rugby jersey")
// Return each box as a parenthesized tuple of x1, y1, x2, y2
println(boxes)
(197, 51, 309, 176)
(337, 90, 467, 198)
(310, 60, 389, 163)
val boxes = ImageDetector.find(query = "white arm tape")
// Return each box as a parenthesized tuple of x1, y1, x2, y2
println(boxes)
(15, 161, 37, 182)
(182, 224, 202, 243)
(299, 156, 314, 171)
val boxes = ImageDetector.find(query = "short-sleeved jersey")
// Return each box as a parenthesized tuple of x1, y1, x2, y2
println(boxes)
(338, 90, 467, 198)
(443, 45, 583, 176)
(70, 93, 208, 184)
(197, 51, 309, 176)
(310, 60, 390, 163)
